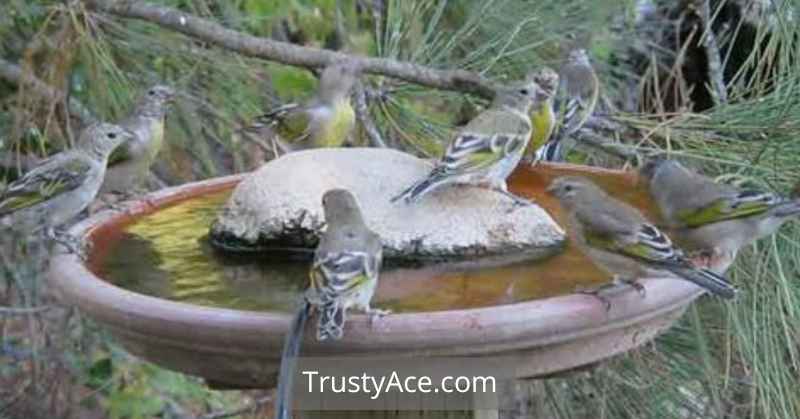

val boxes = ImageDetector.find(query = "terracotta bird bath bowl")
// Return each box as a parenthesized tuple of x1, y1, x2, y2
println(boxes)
(47, 163, 728, 389)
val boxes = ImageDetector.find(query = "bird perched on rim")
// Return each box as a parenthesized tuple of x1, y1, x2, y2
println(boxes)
(523, 67, 559, 163)
(547, 176, 737, 299)
(100, 85, 175, 197)
(390, 80, 539, 206)
(275, 189, 387, 419)
(0, 123, 135, 249)
(534, 49, 600, 162)
(243, 61, 360, 150)
(640, 158, 800, 261)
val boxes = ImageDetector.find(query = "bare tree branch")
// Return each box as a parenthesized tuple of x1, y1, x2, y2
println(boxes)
(574, 129, 641, 163)
(0, 58, 97, 126)
(80, 0, 498, 99)
(695, 0, 728, 105)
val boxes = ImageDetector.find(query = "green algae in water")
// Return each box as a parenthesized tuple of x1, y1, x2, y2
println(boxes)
(97, 165, 662, 314)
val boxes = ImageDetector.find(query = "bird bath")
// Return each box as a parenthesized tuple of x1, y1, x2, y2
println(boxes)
(48, 163, 725, 389)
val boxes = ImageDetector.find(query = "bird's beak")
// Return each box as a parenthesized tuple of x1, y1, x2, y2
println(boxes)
(123, 129, 137, 141)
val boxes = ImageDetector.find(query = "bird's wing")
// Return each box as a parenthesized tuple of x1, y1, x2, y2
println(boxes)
(575, 197, 686, 265)
(248, 103, 312, 143)
(309, 250, 374, 304)
(0, 154, 92, 216)
(582, 211, 687, 267)
(555, 69, 599, 136)
(434, 110, 529, 176)
(677, 190, 783, 228)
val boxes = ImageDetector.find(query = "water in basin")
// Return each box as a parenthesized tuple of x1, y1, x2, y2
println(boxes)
(90, 165, 659, 313)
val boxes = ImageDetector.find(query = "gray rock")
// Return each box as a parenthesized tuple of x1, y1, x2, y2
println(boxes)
(209, 148, 565, 262)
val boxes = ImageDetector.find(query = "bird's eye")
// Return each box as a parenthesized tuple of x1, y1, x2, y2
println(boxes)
(107, 133, 117, 139)
(148, 90, 156, 96)
(519, 89, 529, 95)
(564, 185, 573, 192)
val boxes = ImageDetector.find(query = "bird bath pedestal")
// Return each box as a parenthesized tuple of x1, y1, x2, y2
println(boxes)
(47, 163, 727, 416)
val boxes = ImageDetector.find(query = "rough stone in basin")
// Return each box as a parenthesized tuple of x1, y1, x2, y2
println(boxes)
(209, 148, 565, 262)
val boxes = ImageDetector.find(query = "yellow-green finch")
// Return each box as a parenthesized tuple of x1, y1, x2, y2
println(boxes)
(275, 189, 386, 419)
(558, 48, 599, 136)
(391, 80, 539, 205)
(641, 158, 800, 260)
(246, 62, 359, 149)
(524, 68, 559, 163)
(101, 85, 175, 195)
(547, 176, 737, 299)
(0, 123, 135, 244)
(535, 49, 600, 162)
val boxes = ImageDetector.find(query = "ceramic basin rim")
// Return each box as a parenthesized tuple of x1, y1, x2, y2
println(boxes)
(48, 165, 710, 355)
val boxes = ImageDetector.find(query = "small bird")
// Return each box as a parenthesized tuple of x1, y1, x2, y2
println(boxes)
(534, 49, 600, 162)
(640, 158, 800, 260)
(547, 176, 737, 299)
(244, 61, 360, 150)
(390, 80, 539, 205)
(523, 68, 559, 163)
(100, 85, 175, 197)
(557, 49, 600, 137)
(0, 123, 135, 248)
(275, 189, 387, 419)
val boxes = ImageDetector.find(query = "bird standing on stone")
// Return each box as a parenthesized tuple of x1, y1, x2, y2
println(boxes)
(390, 80, 539, 205)
(533, 49, 599, 162)
(641, 158, 800, 261)
(100, 85, 175, 197)
(524, 67, 559, 163)
(275, 188, 387, 419)
(244, 61, 360, 150)
(0, 123, 135, 249)
(547, 176, 737, 299)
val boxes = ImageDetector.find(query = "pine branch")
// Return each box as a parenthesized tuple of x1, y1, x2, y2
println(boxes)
(80, 0, 498, 99)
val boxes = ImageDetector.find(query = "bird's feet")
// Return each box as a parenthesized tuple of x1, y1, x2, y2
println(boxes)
(616, 277, 646, 298)
(48, 229, 90, 260)
(93, 192, 134, 213)
(365, 307, 392, 328)
(490, 187, 535, 213)
(575, 284, 614, 311)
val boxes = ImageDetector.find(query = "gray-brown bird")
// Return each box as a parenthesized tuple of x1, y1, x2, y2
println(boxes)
(547, 176, 737, 299)
(641, 158, 800, 261)
(0, 123, 135, 248)
(533, 49, 600, 162)
(100, 85, 175, 196)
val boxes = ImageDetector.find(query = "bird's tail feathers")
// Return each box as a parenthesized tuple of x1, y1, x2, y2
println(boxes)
(241, 104, 298, 133)
(390, 176, 442, 204)
(774, 199, 800, 218)
(317, 301, 346, 341)
(670, 266, 737, 299)
(533, 139, 564, 163)
(275, 301, 311, 419)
